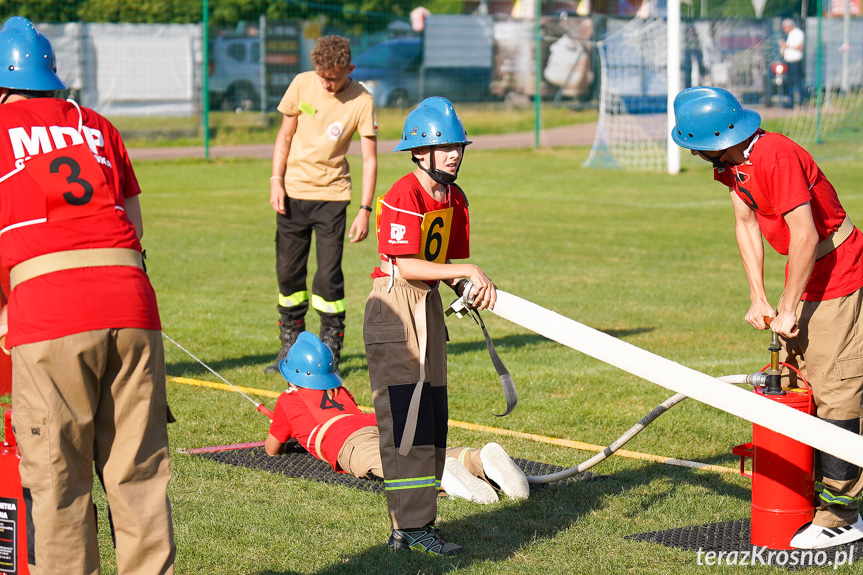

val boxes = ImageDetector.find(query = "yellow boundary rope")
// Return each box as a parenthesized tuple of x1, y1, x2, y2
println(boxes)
(168, 375, 738, 475)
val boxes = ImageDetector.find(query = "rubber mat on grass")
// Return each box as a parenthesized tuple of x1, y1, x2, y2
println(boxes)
(187, 442, 607, 495)
(626, 519, 862, 570)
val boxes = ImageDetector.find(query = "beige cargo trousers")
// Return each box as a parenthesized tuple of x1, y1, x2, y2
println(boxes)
(12, 328, 175, 575)
(364, 276, 450, 530)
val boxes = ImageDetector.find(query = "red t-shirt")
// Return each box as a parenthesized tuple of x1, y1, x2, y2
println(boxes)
(268, 386, 377, 471)
(0, 98, 160, 346)
(372, 172, 470, 278)
(715, 131, 863, 301)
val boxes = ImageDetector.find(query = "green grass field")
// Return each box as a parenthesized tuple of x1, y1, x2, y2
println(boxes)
(6, 145, 863, 574)
(113, 105, 598, 148)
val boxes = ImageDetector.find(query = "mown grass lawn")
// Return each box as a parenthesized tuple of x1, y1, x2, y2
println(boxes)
(6, 145, 862, 574)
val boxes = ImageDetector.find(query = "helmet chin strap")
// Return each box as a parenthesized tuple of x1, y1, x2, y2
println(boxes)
(412, 146, 463, 185)
(700, 149, 728, 170)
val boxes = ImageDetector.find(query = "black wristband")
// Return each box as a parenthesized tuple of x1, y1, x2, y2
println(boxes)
(454, 278, 469, 295)
(360, 205, 373, 212)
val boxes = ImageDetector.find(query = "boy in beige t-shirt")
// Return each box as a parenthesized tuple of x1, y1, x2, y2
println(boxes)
(267, 35, 378, 375)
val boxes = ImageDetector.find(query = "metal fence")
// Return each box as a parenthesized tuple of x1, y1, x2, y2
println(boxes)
(36, 14, 598, 115)
(31, 2, 863, 160)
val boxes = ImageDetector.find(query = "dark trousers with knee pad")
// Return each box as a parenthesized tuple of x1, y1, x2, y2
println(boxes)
(276, 198, 348, 330)
(364, 276, 448, 530)
(816, 417, 862, 521)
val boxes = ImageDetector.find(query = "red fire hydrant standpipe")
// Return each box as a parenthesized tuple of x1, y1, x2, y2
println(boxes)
(733, 320, 815, 550)
(0, 408, 30, 575)
(733, 382, 815, 550)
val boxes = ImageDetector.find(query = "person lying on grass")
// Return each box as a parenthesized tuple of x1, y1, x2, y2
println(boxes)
(264, 332, 529, 505)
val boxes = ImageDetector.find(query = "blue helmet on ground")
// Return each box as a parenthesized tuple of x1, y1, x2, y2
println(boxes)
(393, 96, 472, 152)
(671, 87, 760, 151)
(278, 332, 342, 390)
(0, 16, 66, 91)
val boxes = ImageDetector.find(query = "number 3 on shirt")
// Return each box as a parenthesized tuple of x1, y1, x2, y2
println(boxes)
(421, 207, 453, 264)
(24, 143, 115, 223)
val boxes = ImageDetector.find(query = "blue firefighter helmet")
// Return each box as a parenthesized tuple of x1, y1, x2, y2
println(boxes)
(0, 17, 66, 91)
(393, 96, 472, 152)
(671, 87, 760, 151)
(278, 332, 342, 390)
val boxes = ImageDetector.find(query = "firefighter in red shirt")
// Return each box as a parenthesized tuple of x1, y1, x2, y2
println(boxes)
(264, 332, 529, 505)
(363, 98, 498, 556)
(672, 86, 863, 550)
(0, 17, 174, 574)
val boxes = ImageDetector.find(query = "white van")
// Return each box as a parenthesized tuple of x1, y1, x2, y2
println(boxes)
(209, 35, 262, 112)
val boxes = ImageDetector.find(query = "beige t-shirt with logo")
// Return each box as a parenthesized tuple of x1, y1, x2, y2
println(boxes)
(277, 71, 377, 201)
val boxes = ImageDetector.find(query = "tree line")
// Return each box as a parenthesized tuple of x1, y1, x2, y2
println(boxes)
(0, 0, 821, 30)
(0, 0, 465, 31)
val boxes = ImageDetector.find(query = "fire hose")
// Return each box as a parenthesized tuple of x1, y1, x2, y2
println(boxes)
(524, 333, 790, 484)
(164, 280, 863, 486)
(447, 282, 863, 478)
(523, 374, 763, 485)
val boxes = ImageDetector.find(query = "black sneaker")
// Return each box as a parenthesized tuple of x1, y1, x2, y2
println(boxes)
(388, 525, 465, 556)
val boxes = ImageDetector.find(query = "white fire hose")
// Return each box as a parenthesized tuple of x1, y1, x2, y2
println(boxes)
(448, 283, 863, 478)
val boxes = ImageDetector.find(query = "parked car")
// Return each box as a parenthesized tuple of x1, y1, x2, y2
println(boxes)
(351, 37, 492, 108)
(209, 35, 262, 112)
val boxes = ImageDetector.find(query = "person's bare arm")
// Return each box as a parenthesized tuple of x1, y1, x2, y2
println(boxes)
(0, 302, 8, 355)
(270, 115, 298, 215)
(395, 256, 497, 310)
(125, 195, 144, 239)
(348, 134, 377, 243)
(773, 201, 818, 338)
(730, 191, 774, 330)
(265, 433, 286, 456)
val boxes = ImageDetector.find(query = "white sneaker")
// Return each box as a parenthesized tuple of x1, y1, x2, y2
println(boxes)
(480, 442, 530, 500)
(441, 457, 498, 504)
(790, 516, 863, 549)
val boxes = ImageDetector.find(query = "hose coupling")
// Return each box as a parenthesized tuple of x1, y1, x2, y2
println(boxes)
(747, 370, 785, 395)
(746, 371, 770, 388)
(445, 280, 475, 318)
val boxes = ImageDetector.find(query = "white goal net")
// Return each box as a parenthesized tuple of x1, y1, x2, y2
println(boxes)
(585, 12, 863, 171)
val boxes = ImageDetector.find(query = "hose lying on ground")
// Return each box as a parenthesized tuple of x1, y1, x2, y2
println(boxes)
(526, 374, 757, 484)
